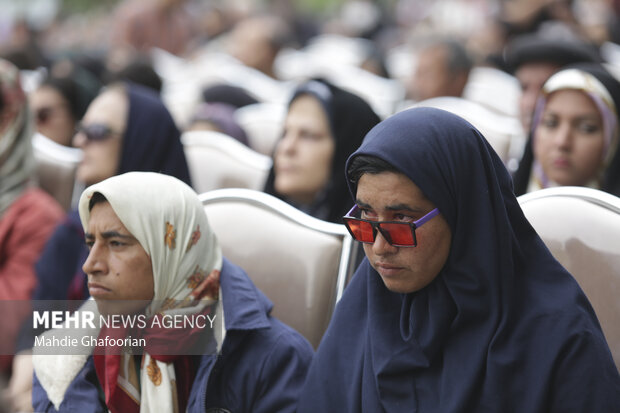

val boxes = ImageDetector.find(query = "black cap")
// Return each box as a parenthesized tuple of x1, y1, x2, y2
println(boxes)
(502, 34, 601, 74)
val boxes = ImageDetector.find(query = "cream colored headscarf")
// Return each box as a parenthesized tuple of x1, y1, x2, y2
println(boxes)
(529, 68, 619, 191)
(0, 58, 35, 216)
(35, 172, 223, 412)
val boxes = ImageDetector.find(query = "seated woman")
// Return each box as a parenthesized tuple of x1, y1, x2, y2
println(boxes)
(263, 79, 381, 223)
(29, 71, 99, 147)
(32, 172, 313, 412)
(0, 59, 65, 374)
(512, 63, 620, 196)
(297, 107, 620, 411)
(32, 81, 192, 304)
(7, 81, 192, 410)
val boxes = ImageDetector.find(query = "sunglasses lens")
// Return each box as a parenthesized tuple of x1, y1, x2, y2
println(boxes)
(78, 124, 114, 141)
(380, 222, 415, 246)
(344, 218, 375, 243)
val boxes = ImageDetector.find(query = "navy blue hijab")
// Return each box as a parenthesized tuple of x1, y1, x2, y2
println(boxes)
(119, 82, 191, 184)
(298, 107, 620, 412)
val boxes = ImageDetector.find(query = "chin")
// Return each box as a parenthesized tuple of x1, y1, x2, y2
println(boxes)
(380, 277, 420, 294)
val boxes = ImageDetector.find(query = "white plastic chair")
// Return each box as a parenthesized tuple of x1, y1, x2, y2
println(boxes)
(32, 133, 83, 211)
(411, 96, 524, 164)
(234, 102, 286, 156)
(181, 130, 272, 194)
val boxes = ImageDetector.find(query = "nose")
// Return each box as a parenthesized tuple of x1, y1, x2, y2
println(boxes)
(277, 132, 298, 156)
(73, 130, 87, 148)
(371, 230, 398, 256)
(82, 242, 107, 276)
(552, 122, 572, 150)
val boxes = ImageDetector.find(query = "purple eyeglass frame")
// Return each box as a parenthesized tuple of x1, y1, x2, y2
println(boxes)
(343, 204, 439, 247)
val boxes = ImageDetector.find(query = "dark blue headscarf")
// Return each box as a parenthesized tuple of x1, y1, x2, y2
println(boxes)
(119, 82, 191, 185)
(298, 107, 620, 411)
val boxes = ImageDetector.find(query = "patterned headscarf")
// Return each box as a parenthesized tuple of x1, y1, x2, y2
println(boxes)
(0, 58, 35, 216)
(78, 171, 222, 413)
(34, 172, 222, 412)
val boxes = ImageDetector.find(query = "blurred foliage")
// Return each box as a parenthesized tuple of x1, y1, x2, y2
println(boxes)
(60, 0, 119, 14)
(293, 0, 342, 14)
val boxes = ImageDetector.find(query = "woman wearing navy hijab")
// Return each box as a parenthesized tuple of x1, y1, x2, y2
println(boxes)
(264, 79, 380, 223)
(297, 107, 620, 411)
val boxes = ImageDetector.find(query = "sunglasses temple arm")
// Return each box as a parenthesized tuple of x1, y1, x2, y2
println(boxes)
(414, 208, 439, 227)
(345, 204, 358, 217)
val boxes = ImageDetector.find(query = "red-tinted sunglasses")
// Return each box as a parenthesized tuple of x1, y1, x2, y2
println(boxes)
(75, 123, 121, 142)
(343, 204, 439, 247)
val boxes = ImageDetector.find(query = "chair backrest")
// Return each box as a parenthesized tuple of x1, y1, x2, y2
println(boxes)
(518, 186, 620, 370)
(411, 96, 523, 164)
(182, 130, 272, 194)
(462, 66, 522, 118)
(32, 133, 83, 211)
(200, 188, 358, 348)
(234, 102, 286, 156)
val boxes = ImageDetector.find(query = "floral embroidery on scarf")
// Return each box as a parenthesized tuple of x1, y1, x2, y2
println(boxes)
(147, 358, 162, 386)
(159, 298, 176, 312)
(165, 221, 176, 250)
(191, 269, 220, 300)
(185, 225, 201, 252)
(187, 265, 207, 289)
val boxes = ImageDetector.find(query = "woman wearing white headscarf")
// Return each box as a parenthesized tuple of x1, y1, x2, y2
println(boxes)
(0, 58, 64, 377)
(513, 63, 620, 196)
(32, 172, 313, 412)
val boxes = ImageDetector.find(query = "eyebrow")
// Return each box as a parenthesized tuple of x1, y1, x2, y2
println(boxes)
(355, 199, 425, 213)
(84, 231, 135, 240)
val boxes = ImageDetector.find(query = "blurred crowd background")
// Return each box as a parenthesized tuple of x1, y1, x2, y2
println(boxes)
(3, 2, 620, 410)
(2, 0, 620, 172)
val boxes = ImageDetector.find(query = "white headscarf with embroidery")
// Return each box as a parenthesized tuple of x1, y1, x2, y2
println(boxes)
(82, 171, 222, 412)
(34, 172, 223, 412)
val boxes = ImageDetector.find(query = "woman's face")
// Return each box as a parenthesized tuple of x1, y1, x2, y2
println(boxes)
(83, 201, 154, 315)
(73, 88, 127, 186)
(534, 89, 606, 186)
(29, 85, 76, 147)
(356, 171, 452, 294)
(274, 95, 335, 204)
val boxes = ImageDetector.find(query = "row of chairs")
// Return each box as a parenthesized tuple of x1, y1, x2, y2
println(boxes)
(31, 131, 620, 369)
(200, 186, 620, 369)
(32, 130, 274, 211)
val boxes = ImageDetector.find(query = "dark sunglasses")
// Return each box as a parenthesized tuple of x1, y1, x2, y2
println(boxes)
(75, 123, 121, 142)
(343, 204, 439, 247)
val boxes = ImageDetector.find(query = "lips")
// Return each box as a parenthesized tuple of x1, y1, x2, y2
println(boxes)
(88, 282, 112, 298)
(551, 157, 571, 168)
(374, 262, 404, 277)
(276, 164, 296, 174)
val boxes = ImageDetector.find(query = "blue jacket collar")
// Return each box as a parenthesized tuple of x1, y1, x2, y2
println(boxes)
(220, 258, 272, 331)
